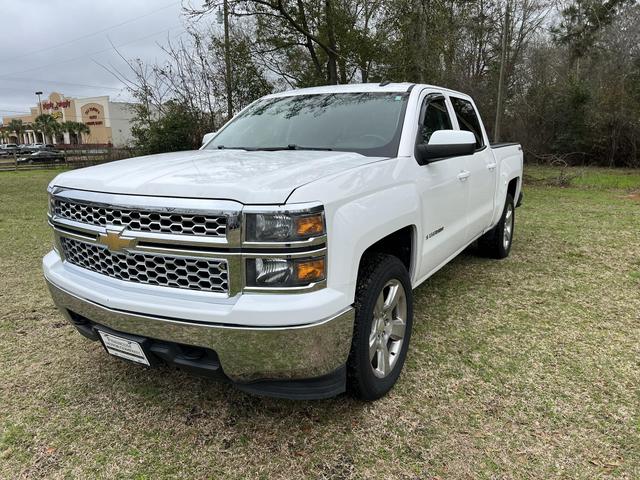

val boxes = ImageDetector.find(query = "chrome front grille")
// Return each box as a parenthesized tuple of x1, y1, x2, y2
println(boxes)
(53, 198, 227, 237)
(60, 237, 229, 293)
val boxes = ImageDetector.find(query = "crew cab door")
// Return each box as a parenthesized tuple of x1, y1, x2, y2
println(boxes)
(449, 96, 497, 241)
(413, 93, 470, 278)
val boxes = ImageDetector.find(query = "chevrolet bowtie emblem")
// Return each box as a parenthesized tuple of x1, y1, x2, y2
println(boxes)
(98, 226, 136, 252)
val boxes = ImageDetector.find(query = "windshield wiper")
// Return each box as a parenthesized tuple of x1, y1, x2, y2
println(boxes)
(216, 145, 250, 150)
(252, 144, 333, 151)
(215, 144, 333, 151)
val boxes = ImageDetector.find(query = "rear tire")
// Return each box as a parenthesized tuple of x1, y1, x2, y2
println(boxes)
(347, 253, 413, 401)
(477, 193, 515, 259)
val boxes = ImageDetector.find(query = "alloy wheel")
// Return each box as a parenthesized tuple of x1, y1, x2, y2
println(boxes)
(369, 279, 407, 378)
(503, 203, 514, 250)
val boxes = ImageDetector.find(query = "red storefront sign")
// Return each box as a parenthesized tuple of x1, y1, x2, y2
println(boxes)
(42, 100, 71, 110)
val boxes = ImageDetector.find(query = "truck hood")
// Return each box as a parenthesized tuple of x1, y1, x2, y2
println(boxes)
(52, 149, 386, 204)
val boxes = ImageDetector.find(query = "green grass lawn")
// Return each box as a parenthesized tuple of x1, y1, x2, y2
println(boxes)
(1, 166, 639, 478)
(524, 164, 640, 190)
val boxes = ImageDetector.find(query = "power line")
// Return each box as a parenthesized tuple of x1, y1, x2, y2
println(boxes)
(0, 2, 180, 63)
(0, 77, 123, 91)
(0, 25, 184, 79)
(0, 77, 124, 91)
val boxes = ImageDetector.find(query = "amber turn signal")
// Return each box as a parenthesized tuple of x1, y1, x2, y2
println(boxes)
(296, 258, 325, 283)
(295, 214, 324, 237)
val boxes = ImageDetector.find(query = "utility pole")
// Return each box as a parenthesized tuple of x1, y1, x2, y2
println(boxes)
(493, 1, 509, 143)
(223, 0, 233, 122)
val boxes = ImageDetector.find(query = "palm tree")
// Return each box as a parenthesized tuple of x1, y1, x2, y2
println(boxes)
(61, 121, 90, 145)
(34, 114, 61, 144)
(7, 119, 26, 144)
(0, 127, 10, 144)
(61, 121, 76, 144)
(75, 122, 90, 144)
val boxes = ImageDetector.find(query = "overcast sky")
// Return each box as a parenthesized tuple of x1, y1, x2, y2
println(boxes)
(0, 0, 197, 120)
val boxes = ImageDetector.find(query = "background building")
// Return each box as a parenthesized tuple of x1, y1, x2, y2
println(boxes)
(1, 92, 136, 146)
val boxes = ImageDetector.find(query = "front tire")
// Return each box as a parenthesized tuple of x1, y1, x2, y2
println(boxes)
(347, 254, 413, 401)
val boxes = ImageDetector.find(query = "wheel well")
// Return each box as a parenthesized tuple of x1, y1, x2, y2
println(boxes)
(360, 226, 414, 275)
(507, 177, 519, 199)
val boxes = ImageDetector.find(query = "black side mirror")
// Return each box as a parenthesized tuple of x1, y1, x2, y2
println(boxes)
(416, 141, 476, 165)
(415, 130, 477, 165)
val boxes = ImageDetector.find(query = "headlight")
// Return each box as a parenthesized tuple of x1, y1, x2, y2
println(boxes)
(47, 193, 54, 216)
(47, 194, 59, 254)
(246, 256, 326, 288)
(245, 210, 325, 243)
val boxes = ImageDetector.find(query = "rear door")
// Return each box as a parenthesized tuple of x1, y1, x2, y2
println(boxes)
(414, 92, 471, 278)
(449, 96, 497, 241)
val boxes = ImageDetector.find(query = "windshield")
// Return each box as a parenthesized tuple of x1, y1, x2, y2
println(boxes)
(205, 92, 409, 157)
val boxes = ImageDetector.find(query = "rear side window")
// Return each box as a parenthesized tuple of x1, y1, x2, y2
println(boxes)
(418, 96, 452, 143)
(450, 97, 484, 148)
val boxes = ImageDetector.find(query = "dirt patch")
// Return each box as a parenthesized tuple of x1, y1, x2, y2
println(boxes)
(623, 191, 640, 200)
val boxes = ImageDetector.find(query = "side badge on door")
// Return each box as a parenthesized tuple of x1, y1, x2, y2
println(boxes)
(426, 226, 444, 239)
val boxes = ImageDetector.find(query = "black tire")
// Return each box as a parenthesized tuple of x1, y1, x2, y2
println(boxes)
(347, 253, 413, 401)
(477, 193, 515, 259)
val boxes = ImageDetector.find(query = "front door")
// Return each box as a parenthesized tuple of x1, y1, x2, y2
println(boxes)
(414, 93, 470, 279)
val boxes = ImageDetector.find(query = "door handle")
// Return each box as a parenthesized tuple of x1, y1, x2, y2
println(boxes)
(457, 170, 470, 181)
(487, 162, 497, 170)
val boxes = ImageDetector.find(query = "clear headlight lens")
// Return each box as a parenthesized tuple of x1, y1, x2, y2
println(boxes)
(246, 257, 326, 288)
(48, 194, 59, 254)
(245, 211, 325, 242)
(48, 193, 54, 216)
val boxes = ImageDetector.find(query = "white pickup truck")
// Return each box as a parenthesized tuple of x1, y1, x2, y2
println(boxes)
(44, 83, 522, 400)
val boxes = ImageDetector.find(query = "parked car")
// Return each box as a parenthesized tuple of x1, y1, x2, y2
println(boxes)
(18, 150, 65, 164)
(0, 143, 19, 156)
(15, 143, 55, 154)
(21, 142, 46, 152)
(32, 143, 54, 150)
(43, 83, 523, 400)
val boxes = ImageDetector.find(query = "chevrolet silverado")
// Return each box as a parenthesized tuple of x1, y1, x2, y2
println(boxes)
(43, 83, 523, 400)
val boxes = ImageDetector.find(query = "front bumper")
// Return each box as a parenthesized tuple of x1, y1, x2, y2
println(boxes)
(46, 279, 354, 384)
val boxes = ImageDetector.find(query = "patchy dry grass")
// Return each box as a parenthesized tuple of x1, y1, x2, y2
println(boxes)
(524, 164, 640, 191)
(1, 166, 639, 479)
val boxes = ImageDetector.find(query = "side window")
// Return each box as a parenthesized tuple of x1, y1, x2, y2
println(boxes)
(418, 96, 452, 144)
(450, 97, 484, 149)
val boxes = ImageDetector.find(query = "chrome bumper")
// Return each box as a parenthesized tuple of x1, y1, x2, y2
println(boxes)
(46, 279, 354, 382)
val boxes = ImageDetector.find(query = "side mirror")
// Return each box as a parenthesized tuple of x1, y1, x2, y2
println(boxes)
(202, 132, 216, 146)
(416, 130, 476, 165)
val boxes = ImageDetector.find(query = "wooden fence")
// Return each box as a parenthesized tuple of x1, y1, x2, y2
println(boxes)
(0, 147, 139, 172)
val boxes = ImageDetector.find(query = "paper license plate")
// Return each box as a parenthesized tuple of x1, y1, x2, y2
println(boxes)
(98, 330, 150, 366)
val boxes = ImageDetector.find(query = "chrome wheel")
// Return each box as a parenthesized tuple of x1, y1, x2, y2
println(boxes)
(369, 279, 407, 378)
(503, 203, 514, 250)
